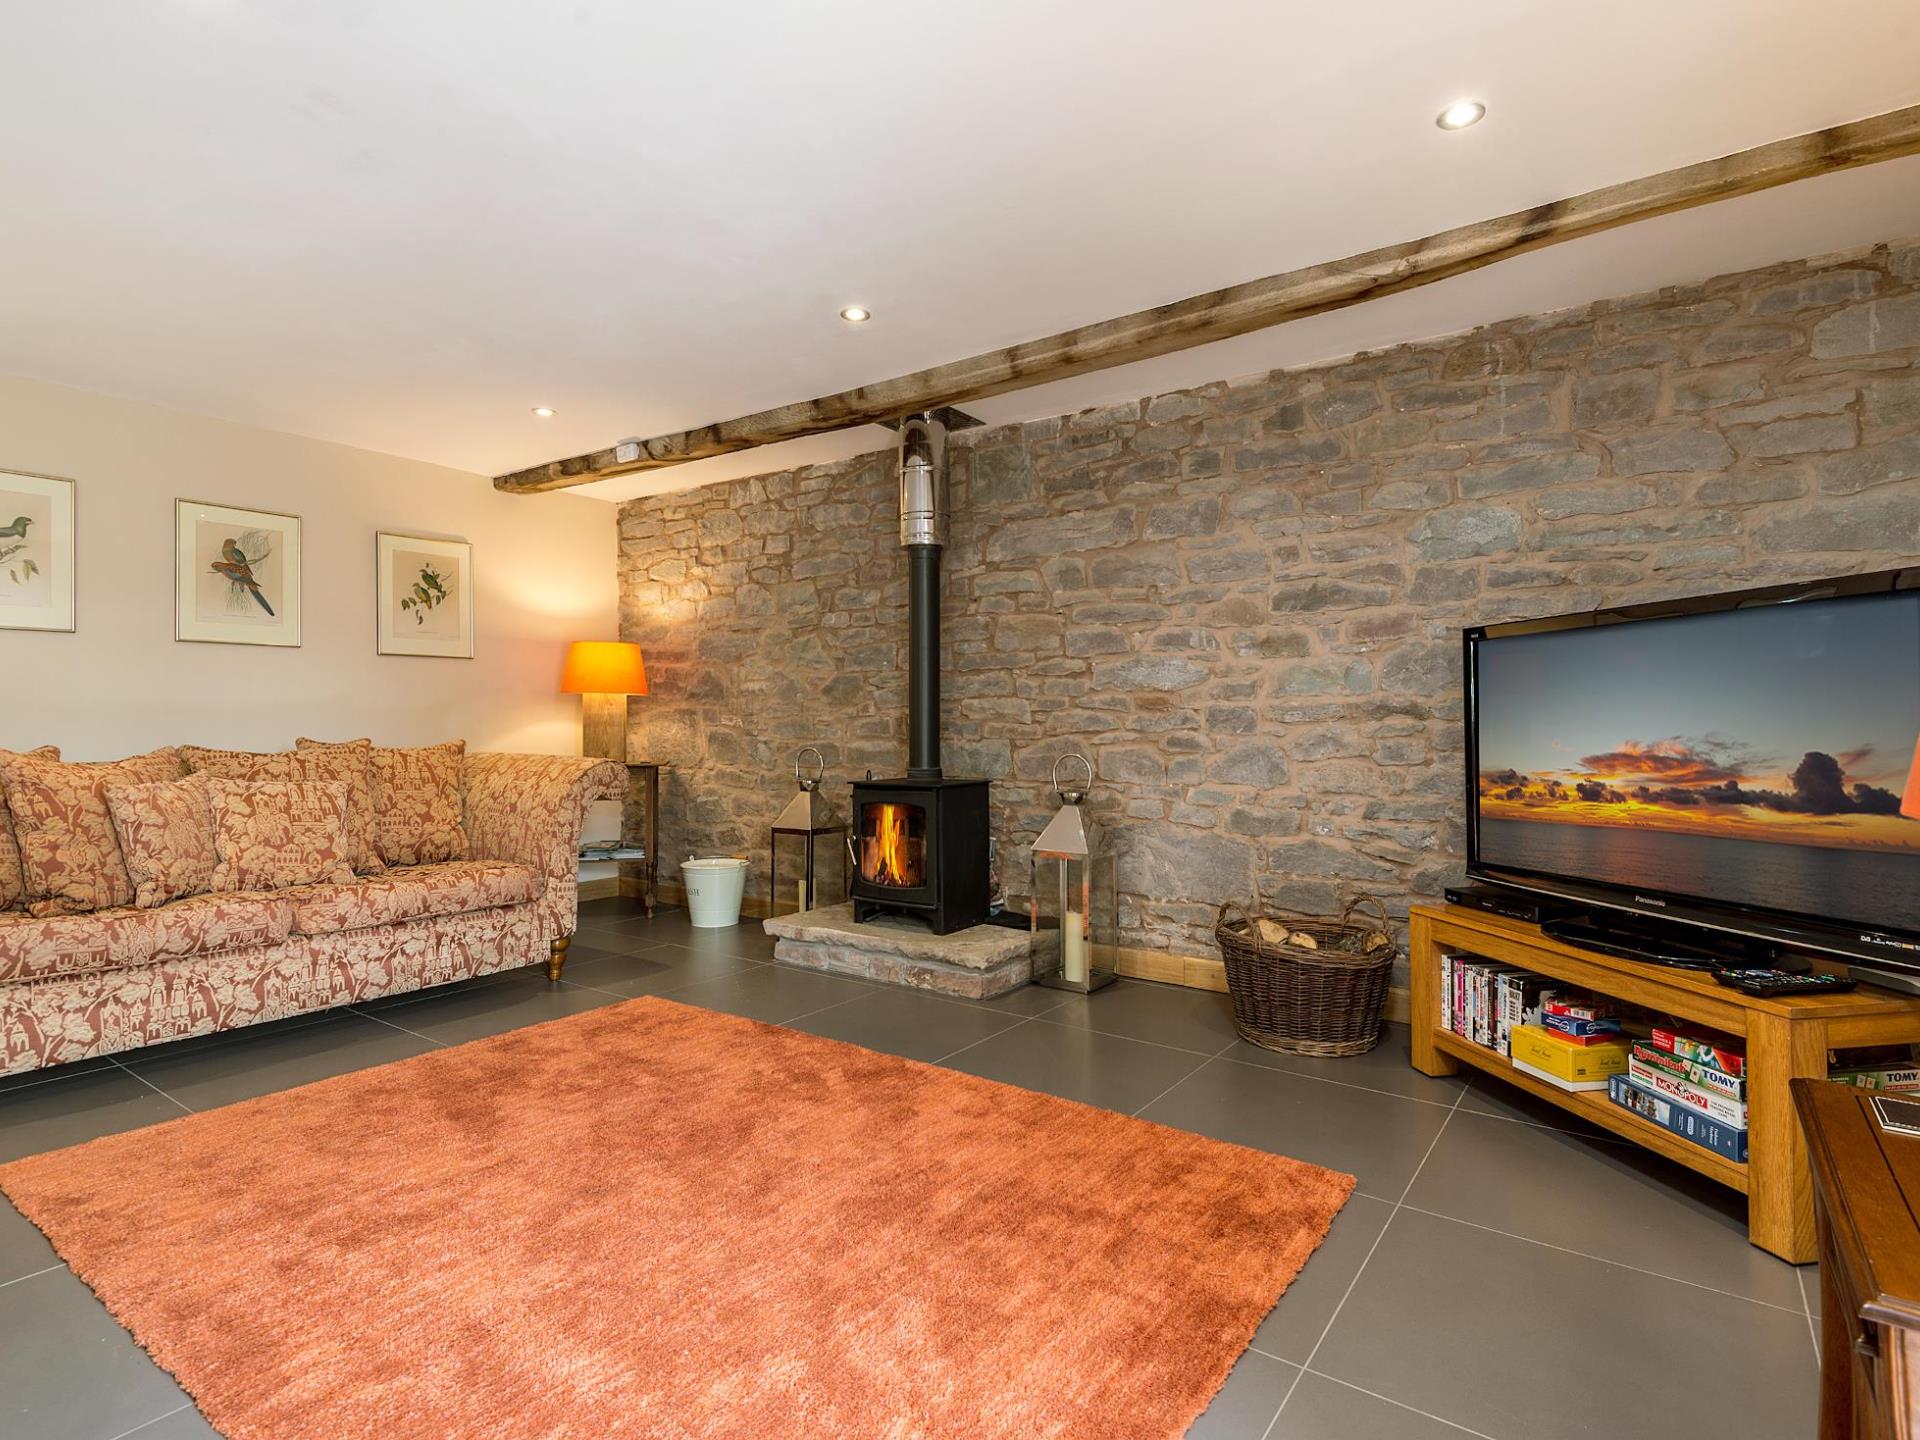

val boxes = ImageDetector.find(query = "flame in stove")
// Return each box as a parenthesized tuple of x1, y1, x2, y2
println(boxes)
(869, 803, 916, 887)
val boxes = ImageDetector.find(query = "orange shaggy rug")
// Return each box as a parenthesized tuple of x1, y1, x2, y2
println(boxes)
(0, 997, 1352, 1439)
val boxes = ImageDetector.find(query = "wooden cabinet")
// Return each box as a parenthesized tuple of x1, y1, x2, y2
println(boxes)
(1795, 1078, 1920, 1439)
(1410, 904, 1920, 1263)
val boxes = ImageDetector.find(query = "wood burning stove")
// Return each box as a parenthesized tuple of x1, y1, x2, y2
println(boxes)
(849, 777, 990, 934)
(847, 411, 992, 935)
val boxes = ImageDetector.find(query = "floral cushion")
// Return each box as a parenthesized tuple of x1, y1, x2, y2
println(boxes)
(203, 780, 357, 892)
(180, 743, 383, 875)
(105, 777, 217, 908)
(0, 746, 59, 912)
(0, 891, 293, 985)
(284, 860, 544, 935)
(299, 738, 468, 867)
(0, 749, 186, 917)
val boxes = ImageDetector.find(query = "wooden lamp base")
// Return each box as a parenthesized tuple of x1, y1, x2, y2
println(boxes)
(580, 692, 628, 762)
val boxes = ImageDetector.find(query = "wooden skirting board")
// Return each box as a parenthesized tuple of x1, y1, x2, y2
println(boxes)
(599, 879, 1410, 1022)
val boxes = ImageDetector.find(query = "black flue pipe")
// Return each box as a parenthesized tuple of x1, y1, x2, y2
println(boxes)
(906, 545, 941, 779)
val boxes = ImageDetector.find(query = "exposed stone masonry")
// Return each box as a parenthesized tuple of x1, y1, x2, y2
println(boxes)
(621, 240, 1920, 980)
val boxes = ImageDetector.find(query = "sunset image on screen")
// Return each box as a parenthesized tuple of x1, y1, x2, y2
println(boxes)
(1474, 593, 1920, 933)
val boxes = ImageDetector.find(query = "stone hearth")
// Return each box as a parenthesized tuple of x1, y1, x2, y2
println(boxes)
(763, 903, 1035, 999)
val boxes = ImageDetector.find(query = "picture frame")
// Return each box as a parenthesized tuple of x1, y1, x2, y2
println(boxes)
(377, 532, 474, 659)
(175, 499, 302, 647)
(0, 470, 76, 633)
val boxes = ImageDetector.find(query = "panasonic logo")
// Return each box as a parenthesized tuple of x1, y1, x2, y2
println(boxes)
(1634, 895, 1667, 908)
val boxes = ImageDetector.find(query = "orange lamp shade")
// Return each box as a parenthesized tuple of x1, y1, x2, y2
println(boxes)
(560, 642, 648, 696)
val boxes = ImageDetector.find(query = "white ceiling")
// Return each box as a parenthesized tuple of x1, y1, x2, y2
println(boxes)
(4, 2, 1919, 504)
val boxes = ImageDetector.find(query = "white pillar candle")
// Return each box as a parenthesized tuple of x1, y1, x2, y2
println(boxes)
(1063, 909, 1088, 985)
(797, 878, 809, 914)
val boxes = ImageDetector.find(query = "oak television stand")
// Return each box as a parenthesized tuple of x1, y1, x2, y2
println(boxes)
(1410, 903, 1920, 1264)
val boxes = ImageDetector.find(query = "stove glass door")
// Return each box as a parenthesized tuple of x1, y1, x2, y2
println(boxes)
(859, 801, 928, 890)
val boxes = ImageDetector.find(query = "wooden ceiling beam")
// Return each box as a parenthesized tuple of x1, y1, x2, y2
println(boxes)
(496, 103, 1920, 494)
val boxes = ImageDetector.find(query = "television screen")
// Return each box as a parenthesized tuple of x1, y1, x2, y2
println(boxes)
(1469, 587, 1920, 943)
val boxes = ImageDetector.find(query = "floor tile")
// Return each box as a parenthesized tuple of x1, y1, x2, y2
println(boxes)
(562, 944, 762, 997)
(113, 1405, 223, 1438)
(950, 984, 1073, 1018)
(1404, 1110, 1802, 1311)
(0, 1197, 57, 1283)
(358, 975, 622, 1047)
(121, 1012, 438, 1111)
(566, 920, 685, 957)
(1227, 1023, 1468, 1107)
(1139, 1060, 1455, 1201)
(576, 895, 660, 921)
(1043, 978, 1237, 1054)
(661, 922, 779, 963)
(783, 987, 1025, 1063)
(941, 1019, 1211, 1113)
(1311, 1207, 1817, 1439)
(659, 965, 874, 1024)
(1251, 1195, 1395, 1363)
(1274, 1372, 1485, 1439)
(583, 915, 776, 963)
(1189, 1348, 1298, 1439)
(1455, 1072, 1609, 1137)
(0, 1266, 192, 1438)
(0, 1066, 186, 1163)
(0, 1055, 116, 1095)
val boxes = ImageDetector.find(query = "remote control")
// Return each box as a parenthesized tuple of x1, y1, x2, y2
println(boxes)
(1711, 967, 1858, 997)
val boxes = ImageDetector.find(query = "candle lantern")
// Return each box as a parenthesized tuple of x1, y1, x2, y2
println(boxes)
(1030, 752, 1116, 993)
(770, 747, 848, 915)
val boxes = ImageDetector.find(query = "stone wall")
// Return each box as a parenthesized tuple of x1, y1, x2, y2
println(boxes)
(619, 240, 1920, 974)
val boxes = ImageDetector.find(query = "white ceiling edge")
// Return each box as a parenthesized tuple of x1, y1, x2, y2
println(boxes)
(577, 153, 1920, 505)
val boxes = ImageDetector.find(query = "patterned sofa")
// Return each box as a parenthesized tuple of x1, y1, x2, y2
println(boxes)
(0, 752, 626, 1077)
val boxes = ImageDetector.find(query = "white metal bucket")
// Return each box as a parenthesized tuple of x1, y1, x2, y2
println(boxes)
(681, 856, 750, 928)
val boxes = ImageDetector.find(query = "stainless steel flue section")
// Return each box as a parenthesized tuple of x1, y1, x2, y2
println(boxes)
(899, 412, 948, 547)
(899, 413, 948, 779)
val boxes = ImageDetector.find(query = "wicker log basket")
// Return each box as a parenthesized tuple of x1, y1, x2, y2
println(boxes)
(1215, 895, 1398, 1057)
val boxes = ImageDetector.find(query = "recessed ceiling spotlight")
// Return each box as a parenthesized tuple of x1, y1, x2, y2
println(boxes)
(1436, 99, 1486, 131)
(838, 305, 872, 324)
(531, 405, 556, 418)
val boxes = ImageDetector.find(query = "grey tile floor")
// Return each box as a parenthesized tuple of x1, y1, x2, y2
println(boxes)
(0, 899, 1821, 1438)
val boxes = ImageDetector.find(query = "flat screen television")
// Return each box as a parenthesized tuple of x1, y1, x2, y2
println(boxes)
(1464, 568, 1920, 977)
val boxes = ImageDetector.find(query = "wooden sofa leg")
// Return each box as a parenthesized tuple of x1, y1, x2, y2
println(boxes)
(547, 936, 571, 982)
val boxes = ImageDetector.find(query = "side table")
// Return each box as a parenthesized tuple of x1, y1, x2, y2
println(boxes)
(575, 761, 664, 916)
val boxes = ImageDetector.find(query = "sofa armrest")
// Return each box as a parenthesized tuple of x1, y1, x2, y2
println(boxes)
(462, 753, 627, 939)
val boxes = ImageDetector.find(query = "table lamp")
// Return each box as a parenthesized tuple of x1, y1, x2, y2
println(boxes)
(561, 641, 647, 761)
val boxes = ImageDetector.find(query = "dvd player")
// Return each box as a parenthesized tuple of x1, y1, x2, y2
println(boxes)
(1443, 883, 1577, 927)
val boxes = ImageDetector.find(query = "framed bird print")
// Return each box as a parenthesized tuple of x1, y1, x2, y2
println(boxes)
(376, 532, 473, 658)
(0, 470, 76, 633)
(175, 500, 302, 647)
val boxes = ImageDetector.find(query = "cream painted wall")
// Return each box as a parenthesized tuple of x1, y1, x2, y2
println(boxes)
(0, 374, 618, 765)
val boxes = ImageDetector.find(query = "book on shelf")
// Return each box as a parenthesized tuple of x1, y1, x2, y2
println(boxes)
(1649, 1027, 1745, 1078)
(1441, 956, 1559, 1056)
(1629, 1041, 1746, 1102)
(1509, 1024, 1629, 1086)
(1626, 1057, 1749, 1129)
(1496, 972, 1558, 1056)
(1608, 1074, 1749, 1163)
